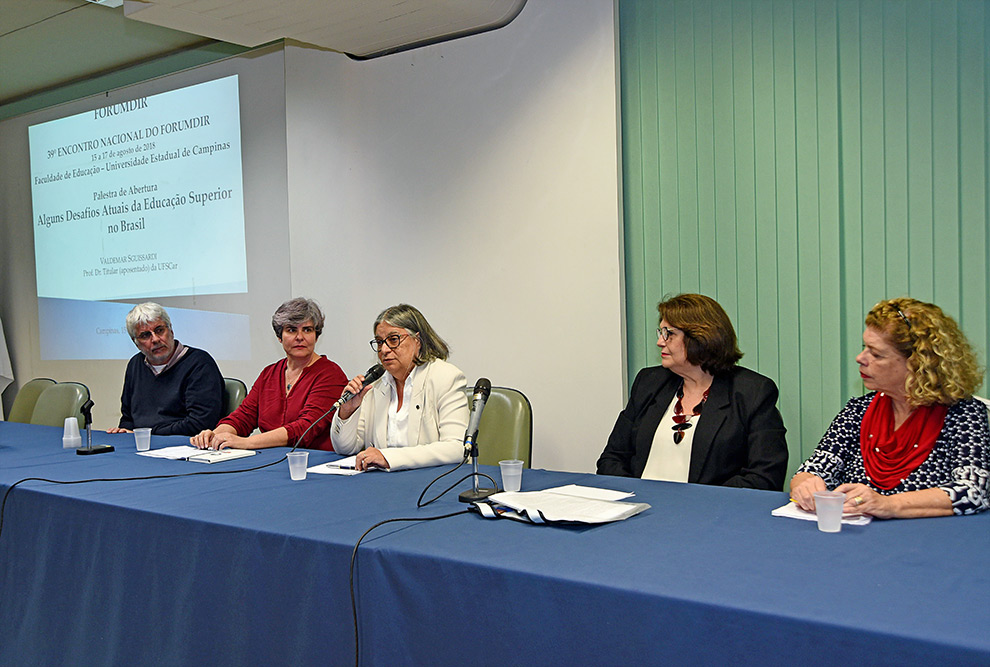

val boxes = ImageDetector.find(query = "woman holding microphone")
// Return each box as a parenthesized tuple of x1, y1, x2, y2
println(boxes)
(331, 304, 469, 471)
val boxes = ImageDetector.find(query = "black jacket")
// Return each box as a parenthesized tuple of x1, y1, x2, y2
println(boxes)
(596, 365, 788, 490)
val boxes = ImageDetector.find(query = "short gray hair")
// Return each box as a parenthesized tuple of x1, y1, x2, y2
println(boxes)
(272, 297, 325, 338)
(125, 302, 172, 340)
(374, 304, 449, 365)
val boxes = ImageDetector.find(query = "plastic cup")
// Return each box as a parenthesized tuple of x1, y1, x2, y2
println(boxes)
(134, 427, 152, 452)
(499, 459, 524, 492)
(287, 451, 309, 481)
(814, 491, 845, 533)
(62, 417, 82, 449)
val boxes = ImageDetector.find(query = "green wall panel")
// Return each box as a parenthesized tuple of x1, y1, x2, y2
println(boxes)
(619, 0, 990, 478)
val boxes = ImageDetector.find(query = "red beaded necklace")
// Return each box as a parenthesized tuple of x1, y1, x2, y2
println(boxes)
(671, 383, 710, 444)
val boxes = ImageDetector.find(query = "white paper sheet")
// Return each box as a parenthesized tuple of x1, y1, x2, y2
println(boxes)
(307, 455, 388, 475)
(488, 490, 649, 523)
(137, 445, 202, 459)
(136, 445, 256, 463)
(540, 484, 635, 502)
(771, 501, 872, 526)
(307, 460, 362, 476)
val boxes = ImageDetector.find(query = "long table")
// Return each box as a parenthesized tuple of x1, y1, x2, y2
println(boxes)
(1, 421, 988, 665)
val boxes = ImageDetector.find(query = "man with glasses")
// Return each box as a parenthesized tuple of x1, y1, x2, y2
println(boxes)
(108, 302, 224, 435)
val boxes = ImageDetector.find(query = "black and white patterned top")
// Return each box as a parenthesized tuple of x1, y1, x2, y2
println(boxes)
(797, 393, 990, 515)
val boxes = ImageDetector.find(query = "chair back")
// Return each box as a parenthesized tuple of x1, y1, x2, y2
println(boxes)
(223, 377, 248, 417)
(30, 382, 90, 429)
(462, 386, 533, 468)
(8, 378, 56, 423)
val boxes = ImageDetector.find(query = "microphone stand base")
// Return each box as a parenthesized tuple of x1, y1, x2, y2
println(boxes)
(77, 445, 114, 455)
(459, 487, 499, 503)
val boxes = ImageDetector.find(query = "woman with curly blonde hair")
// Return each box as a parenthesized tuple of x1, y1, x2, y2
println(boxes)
(791, 298, 989, 518)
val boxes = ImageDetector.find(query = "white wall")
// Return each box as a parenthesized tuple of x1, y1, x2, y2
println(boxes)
(284, 0, 624, 472)
(0, 0, 624, 473)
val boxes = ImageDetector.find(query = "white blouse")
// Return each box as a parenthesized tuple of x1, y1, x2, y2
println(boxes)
(640, 393, 701, 483)
(382, 363, 420, 448)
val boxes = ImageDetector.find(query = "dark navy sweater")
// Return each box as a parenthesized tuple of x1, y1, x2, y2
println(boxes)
(118, 346, 224, 436)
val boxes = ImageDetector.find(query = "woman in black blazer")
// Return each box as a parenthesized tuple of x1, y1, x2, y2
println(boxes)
(597, 294, 788, 490)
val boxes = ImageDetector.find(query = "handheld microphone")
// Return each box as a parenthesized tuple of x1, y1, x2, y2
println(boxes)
(290, 364, 385, 452)
(463, 378, 492, 454)
(332, 364, 385, 410)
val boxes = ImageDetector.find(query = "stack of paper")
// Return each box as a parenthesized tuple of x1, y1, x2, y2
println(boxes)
(137, 445, 257, 464)
(484, 484, 650, 524)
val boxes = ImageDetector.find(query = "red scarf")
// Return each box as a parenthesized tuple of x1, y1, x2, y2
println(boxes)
(860, 392, 947, 490)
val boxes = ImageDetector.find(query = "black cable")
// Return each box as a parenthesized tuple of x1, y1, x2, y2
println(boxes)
(0, 454, 286, 542)
(0, 401, 343, 544)
(416, 452, 500, 507)
(349, 510, 469, 667)
(418, 469, 499, 508)
(415, 453, 468, 506)
(283, 399, 337, 453)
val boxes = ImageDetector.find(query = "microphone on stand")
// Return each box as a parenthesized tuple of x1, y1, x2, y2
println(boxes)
(463, 378, 491, 456)
(77, 399, 114, 455)
(459, 378, 497, 503)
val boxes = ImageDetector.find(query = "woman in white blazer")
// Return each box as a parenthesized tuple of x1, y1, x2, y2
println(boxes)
(331, 304, 469, 471)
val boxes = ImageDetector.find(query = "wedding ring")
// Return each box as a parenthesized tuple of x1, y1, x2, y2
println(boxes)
(854, 496, 864, 506)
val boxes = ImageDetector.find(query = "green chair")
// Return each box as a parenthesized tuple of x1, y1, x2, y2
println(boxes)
(223, 377, 248, 417)
(30, 382, 90, 429)
(8, 378, 56, 423)
(463, 386, 533, 468)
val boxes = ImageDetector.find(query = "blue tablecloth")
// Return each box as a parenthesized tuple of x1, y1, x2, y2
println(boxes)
(1, 421, 988, 665)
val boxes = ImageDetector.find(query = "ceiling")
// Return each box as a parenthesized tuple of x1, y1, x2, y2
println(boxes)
(0, 0, 216, 107)
(0, 0, 526, 109)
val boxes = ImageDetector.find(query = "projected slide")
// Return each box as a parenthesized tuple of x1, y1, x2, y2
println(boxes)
(29, 75, 247, 301)
(38, 298, 251, 361)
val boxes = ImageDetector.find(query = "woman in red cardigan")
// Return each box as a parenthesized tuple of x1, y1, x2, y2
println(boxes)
(190, 297, 347, 451)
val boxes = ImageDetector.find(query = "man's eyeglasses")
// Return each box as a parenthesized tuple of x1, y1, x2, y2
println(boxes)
(136, 325, 169, 342)
(370, 332, 414, 352)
